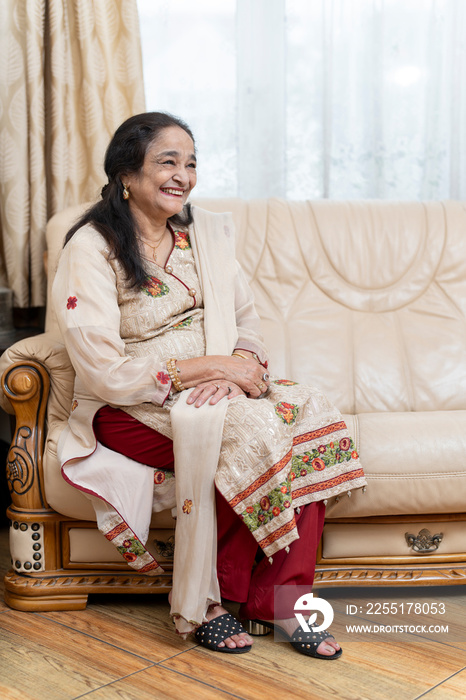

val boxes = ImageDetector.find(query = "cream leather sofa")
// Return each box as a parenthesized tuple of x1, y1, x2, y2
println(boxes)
(2, 198, 466, 611)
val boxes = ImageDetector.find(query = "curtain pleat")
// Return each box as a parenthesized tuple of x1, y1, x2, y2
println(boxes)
(236, 0, 285, 198)
(0, 0, 145, 308)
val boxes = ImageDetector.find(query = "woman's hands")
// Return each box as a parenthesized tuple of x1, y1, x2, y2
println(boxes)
(186, 381, 245, 407)
(218, 356, 269, 397)
(176, 354, 270, 407)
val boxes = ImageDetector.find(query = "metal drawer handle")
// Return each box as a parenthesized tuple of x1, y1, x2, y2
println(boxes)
(153, 534, 175, 559)
(405, 528, 443, 554)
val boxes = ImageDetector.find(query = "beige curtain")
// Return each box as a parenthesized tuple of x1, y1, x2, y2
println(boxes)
(0, 0, 145, 308)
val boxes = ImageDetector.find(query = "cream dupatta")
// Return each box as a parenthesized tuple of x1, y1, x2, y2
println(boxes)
(169, 207, 246, 636)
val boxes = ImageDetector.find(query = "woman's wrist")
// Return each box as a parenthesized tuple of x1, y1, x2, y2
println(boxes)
(232, 348, 266, 367)
(231, 351, 249, 361)
(167, 358, 185, 392)
(175, 356, 227, 388)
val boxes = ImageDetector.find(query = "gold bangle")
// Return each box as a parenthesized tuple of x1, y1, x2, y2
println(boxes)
(167, 358, 185, 392)
(231, 352, 249, 360)
(232, 350, 264, 365)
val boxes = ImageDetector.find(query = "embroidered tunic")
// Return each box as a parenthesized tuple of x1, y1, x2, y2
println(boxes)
(116, 229, 206, 437)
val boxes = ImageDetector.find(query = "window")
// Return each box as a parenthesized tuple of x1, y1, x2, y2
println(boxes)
(138, 0, 466, 200)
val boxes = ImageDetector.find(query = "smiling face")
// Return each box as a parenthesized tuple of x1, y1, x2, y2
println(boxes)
(123, 125, 197, 227)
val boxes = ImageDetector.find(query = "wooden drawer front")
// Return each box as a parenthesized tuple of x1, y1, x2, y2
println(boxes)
(321, 520, 465, 562)
(65, 525, 175, 568)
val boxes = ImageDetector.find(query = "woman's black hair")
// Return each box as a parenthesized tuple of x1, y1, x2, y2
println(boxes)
(65, 112, 195, 287)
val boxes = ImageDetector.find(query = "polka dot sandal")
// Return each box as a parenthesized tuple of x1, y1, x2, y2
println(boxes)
(250, 620, 342, 660)
(289, 627, 342, 659)
(194, 613, 252, 654)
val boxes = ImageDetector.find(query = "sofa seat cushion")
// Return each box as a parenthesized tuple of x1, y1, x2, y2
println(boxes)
(45, 424, 176, 527)
(44, 422, 97, 520)
(326, 411, 466, 519)
(45, 409, 466, 522)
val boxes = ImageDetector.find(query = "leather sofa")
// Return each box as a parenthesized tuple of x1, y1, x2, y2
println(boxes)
(2, 197, 466, 611)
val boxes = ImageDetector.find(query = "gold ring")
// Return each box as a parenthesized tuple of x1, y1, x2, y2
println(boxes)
(259, 382, 266, 392)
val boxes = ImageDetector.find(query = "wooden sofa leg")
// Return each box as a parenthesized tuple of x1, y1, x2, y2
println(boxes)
(4, 585, 88, 612)
(5, 506, 89, 611)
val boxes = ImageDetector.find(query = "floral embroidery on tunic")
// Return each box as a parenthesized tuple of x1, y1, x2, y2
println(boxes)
(182, 499, 193, 514)
(103, 514, 161, 573)
(117, 535, 147, 563)
(274, 401, 299, 425)
(292, 437, 358, 481)
(141, 276, 170, 298)
(154, 470, 175, 484)
(239, 434, 360, 533)
(173, 231, 191, 249)
(67, 296, 77, 309)
(156, 371, 170, 384)
(273, 379, 298, 386)
(173, 316, 193, 330)
(71, 399, 78, 412)
(241, 482, 292, 531)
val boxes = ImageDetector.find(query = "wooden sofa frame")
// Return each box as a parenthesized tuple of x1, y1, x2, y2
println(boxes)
(4, 359, 466, 612)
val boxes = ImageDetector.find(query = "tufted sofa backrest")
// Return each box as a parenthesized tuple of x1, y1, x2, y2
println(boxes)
(45, 198, 466, 415)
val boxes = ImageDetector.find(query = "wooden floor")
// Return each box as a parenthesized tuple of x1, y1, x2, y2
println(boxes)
(1, 527, 466, 700)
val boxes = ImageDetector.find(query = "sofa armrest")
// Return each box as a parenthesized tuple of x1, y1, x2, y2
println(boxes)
(0, 333, 74, 422)
(1, 334, 75, 511)
(2, 358, 50, 510)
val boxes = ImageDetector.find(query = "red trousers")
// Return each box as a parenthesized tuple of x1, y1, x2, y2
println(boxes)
(94, 406, 325, 619)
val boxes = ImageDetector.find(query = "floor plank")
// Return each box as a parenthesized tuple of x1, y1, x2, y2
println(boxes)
(80, 665, 243, 700)
(41, 597, 197, 663)
(161, 632, 466, 700)
(420, 669, 466, 699)
(0, 609, 153, 700)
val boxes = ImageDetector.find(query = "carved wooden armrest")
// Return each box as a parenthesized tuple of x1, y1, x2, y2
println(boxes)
(2, 360, 50, 510)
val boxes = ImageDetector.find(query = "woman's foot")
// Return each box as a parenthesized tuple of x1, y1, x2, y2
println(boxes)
(265, 617, 340, 656)
(205, 604, 254, 650)
(168, 592, 253, 650)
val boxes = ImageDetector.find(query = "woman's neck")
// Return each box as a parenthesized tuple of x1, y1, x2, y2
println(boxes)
(136, 220, 174, 267)
(130, 205, 169, 244)
(137, 222, 168, 246)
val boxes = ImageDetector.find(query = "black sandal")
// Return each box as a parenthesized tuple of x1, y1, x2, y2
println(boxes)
(194, 613, 252, 654)
(250, 620, 342, 659)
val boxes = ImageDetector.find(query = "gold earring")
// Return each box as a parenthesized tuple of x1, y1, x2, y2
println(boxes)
(122, 185, 130, 200)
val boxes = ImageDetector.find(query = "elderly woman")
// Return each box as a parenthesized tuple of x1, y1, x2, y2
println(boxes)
(52, 112, 366, 658)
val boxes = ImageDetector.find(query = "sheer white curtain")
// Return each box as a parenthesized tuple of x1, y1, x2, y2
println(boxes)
(137, 0, 466, 200)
